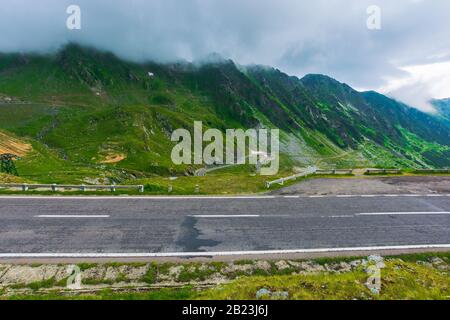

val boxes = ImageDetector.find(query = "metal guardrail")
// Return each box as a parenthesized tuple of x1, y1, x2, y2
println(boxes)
(413, 169, 450, 174)
(316, 169, 353, 175)
(266, 167, 317, 189)
(365, 169, 402, 174)
(0, 183, 145, 192)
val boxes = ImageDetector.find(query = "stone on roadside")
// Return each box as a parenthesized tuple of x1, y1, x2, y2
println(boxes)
(256, 288, 271, 299)
(274, 260, 291, 271)
(254, 261, 272, 272)
(82, 266, 106, 281)
(222, 263, 254, 275)
(0, 265, 61, 285)
(168, 265, 184, 278)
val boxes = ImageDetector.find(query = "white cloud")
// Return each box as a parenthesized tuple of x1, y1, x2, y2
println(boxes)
(378, 61, 450, 112)
(1, 0, 450, 112)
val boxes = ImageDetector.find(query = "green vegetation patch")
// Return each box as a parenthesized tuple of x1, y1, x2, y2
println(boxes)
(1, 252, 448, 300)
(199, 259, 450, 300)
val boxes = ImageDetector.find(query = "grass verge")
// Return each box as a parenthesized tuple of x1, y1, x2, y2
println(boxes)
(1, 252, 448, 300)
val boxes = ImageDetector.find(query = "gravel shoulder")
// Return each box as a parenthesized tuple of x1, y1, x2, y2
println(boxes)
(273, 176, 450, 195)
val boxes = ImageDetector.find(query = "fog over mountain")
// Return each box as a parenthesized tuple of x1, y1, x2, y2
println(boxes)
(2, 0, 450, 111)
(1, 44, 449, 175)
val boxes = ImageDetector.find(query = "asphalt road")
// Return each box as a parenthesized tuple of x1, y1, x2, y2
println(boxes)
(0, 195, 449, 257)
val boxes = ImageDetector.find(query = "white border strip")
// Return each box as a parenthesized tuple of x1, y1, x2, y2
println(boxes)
(0, 196, 276, 200)
(0, 195, 449, 201)
(1, 194, 449, 200)
(1, 244, 449, 258)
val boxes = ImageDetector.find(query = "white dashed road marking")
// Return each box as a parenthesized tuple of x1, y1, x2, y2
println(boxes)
(35, 215, 110, 218)
(191, 215, 260, 218)
(323, 215, 355, 218)
(357, 212, 450, 216)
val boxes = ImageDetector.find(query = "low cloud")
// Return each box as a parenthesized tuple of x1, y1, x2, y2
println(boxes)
(1, 0, 450, 111)
(379, 61, 450, 112)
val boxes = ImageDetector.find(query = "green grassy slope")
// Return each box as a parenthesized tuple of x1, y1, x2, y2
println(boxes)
(246, 67, 450, 168)
(432, 98, 450, 122)
(0, 45, 449, 183)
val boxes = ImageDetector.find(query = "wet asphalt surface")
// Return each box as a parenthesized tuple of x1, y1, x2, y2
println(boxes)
(0, 195, 449, 254)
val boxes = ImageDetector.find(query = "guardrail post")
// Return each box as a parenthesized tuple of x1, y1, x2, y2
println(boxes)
(80, 185, 86, 192)
(138, 185, 144, 193)
(22, 184, 28, 192)
(51, 183, 58, 192)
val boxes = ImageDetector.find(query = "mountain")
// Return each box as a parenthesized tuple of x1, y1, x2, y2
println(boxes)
(245, 67, 450, 167)
(0, 44, 449, 183)
(432, 98, 450, 122)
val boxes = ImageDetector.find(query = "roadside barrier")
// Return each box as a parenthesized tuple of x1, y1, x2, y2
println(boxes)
(0, 183, 145, 192)
(365, 169, 402, 175)
(315, 169, 353, 175)
(266, 167, 317, 188)
(413, 169, 450, 174)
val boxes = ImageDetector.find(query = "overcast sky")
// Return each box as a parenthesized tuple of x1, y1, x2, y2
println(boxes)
(1, 0, 450, 112)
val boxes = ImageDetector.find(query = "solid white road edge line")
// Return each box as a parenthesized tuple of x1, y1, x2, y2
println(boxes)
(0, 194, 449, 200)
(1, 244, 449, 258)
(0, 196, 277, 200)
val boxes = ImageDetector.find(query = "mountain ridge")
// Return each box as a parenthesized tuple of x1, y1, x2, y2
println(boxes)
(0, 44, 448, 183)
(432, 98, 450, 122)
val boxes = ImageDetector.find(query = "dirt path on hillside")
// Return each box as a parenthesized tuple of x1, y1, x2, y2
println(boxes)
(0, 131, 32, 156)
(272, 176, 450, 195)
